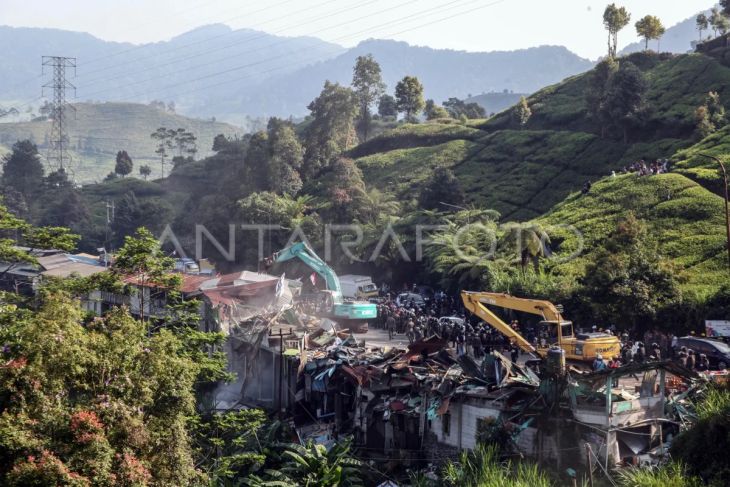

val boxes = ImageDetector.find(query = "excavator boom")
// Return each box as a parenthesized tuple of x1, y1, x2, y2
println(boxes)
(461, 291, 539, 356)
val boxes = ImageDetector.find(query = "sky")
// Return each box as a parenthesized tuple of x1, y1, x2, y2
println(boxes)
(0, 0, 713, 59)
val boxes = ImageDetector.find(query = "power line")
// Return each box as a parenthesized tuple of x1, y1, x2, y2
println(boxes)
(154, 0, 500, 102)
(78, 0, 317, 78)
(80, 0, 481, 102)
(78, 0, 392, 92)
(79, 0, 299, 67)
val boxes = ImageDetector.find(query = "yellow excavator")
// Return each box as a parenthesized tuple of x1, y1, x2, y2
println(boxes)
(461, 291, 620, 363)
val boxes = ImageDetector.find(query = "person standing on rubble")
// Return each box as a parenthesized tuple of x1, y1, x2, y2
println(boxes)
(456, 332, 466, 356)
(510, 343, 519, 364)
(386, 314, 396, 340)
(406, 319, 416, 344)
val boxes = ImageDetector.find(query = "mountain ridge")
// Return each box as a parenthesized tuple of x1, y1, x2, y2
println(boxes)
(0, 25, 592, 122)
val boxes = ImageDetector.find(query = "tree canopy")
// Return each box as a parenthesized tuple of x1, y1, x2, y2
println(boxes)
(603, 3, 631, 58)
(114, 150, 133, 177)
(395, 75, 425, 123)
(635, 15, 665, 51)
(1, 140, 44, 198)
(351, 54, 385, 141)
(377, 94, 397, 119)
(303, 81, 359, 178)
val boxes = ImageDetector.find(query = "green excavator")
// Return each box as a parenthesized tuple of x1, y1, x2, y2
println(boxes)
(268, 242, 377, 331)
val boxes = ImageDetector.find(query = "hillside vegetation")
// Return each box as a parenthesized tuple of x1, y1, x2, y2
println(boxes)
(0, 102, 243, 182)
(349, 50, 730, 221)
(536, 173, 728, 297)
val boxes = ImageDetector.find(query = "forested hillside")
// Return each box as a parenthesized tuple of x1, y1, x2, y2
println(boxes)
(0, 102, 244, 182)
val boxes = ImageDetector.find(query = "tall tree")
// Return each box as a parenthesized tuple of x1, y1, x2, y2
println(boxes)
(172, 128, 197, 158)
(151, 127, 174, 178)
(716, 13, 730, 36)
(302, 81, 359, 179)
(267, 117, 304, 195)
(603, 3, 631, 58)
(721, 0, 730, 17)
(377, 94, 397, 119)
(114, 150, 133, 177)
(351, 54, 385, 141)
(1, 140, 44, 198)
(710, 7, 728, 37)
(601, 61, 647, 142)
(395, 75, 425, 123)
(244, 131, 274, 192)
(635, 15, 665, 51)
(585, 57, 619, 137)
(516, 96, 532, 129)
(697, 13, 709, 41)
(139, 164, 152, 180)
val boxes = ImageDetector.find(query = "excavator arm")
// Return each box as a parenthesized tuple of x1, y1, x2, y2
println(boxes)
(461, 291, 539, 356)
(462, 292, 564, 322)
(273, 242, 342, 297)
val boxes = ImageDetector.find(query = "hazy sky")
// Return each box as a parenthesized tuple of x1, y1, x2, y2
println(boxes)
(0, 0, 713, 59)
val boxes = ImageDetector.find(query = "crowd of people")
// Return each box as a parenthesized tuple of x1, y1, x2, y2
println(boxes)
(365, 284, 725, 377)
(594, 331, 716, 372)
(619, 158, 670, 176)
(581, 157, 671, 197)
(374, 291, 522, 361)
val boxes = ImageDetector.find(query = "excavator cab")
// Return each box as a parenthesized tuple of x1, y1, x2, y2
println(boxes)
(539, 320, 574, 340)
(538, 320, 574, 351)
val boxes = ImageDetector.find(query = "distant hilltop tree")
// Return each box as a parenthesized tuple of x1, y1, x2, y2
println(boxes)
(603, 3, 631, 58)
(352, 54, 385, 141)
(395, 76, 425, 123)
(114, 150, 133, 177)
(423, 99, 450, 120)
(139, 164, 152, 180)
(635, 15, 665, 51)
(443, 97, 486, 119)
(377, 94, 397, 120)
(697, 13, 709, 41)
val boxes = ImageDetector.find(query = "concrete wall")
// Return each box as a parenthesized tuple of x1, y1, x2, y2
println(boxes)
(430, 398, 502, 450)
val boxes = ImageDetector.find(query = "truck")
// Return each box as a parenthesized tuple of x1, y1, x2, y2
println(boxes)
(339, 274, 379, 300)
(461, 291, 620, 363)
(268, 243, 377, 332)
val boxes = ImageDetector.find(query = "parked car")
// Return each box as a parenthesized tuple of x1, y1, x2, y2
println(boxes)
(676, 336, 730, 370)
(396, 292, 426, 308)
(438, 316, 465, 328)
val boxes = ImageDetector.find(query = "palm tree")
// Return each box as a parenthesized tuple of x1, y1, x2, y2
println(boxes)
(499, 222, 551, 274)
(249, 438, 363, 487)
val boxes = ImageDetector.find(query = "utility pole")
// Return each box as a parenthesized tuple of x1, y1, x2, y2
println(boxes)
(104, 200, 115, 261)
(699, 154, 730, 270)
(42, 56, 76, 173)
